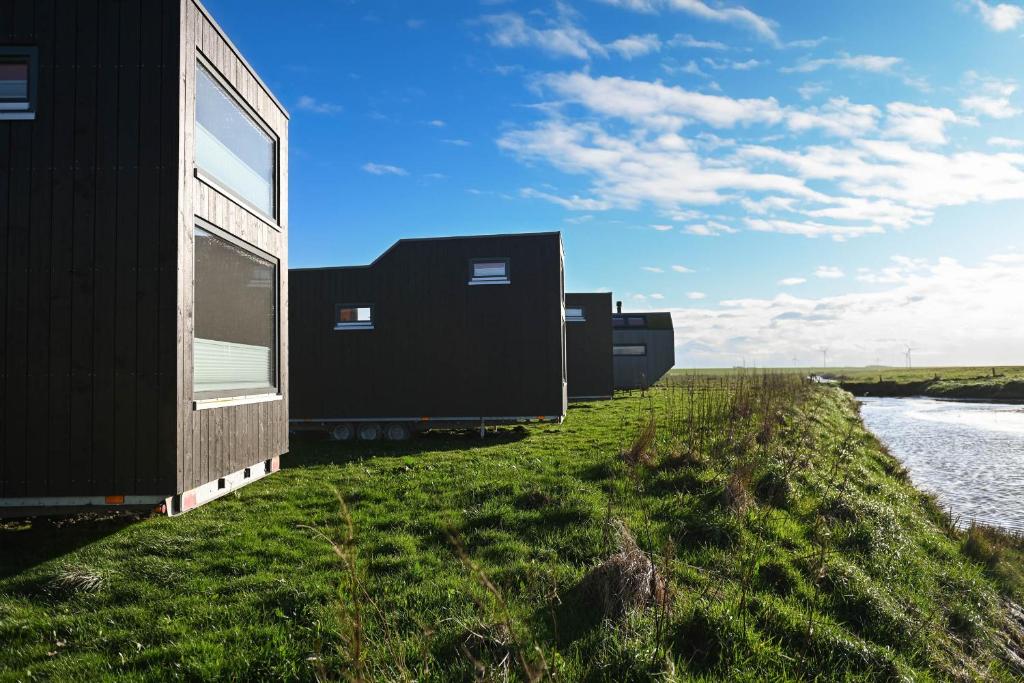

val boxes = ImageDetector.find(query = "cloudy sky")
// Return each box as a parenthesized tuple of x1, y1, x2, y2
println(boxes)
(208, 0, 1024, 368)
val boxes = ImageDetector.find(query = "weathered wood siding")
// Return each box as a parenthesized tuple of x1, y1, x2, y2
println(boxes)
(0, 0, 288, 500)
(566, 293, 613, 399)
(290, 233, 565, 421)
(0, 0, 180, 498)
(177, 0, 289, 492)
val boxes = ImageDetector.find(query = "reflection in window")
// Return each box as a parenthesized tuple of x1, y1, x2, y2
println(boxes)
(469, 258, 510, 285)
(195, 63, 276, 216)
(566, 307, 586, 322)
(613, 344, 647, 356)
(335, 305, 374, 330)
(194, 227, 277, 394)
(0, 48, 36, 118)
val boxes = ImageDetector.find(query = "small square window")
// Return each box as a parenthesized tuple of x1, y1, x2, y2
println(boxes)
(566, 307, 586, 322)
(614, 344, 647, 356)
(0, 47, 37, 120)
(335, 304, 374, 330)
(469, 258, 510, 285)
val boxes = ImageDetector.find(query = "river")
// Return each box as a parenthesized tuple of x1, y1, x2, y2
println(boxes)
(858, 396, 1024, 533)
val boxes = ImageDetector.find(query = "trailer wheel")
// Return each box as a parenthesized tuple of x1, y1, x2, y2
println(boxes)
(384, 423, 412, 441)
(357, 422, 382, 441)
(330, 424, 354, 442)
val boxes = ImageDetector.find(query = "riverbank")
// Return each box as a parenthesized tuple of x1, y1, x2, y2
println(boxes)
(2, 378, 1023, 679)
(828, 366, 1024, 401)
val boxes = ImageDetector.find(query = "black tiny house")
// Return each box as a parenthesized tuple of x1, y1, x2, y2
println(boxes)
(0, 0, 289, 516)
(290, 233, 567, 438)
(612, 306, 676, 390)
(565, 293, 613, 400)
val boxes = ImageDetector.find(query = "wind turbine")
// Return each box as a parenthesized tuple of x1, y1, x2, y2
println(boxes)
(905, 345, 913, 370)
(819, 347, 829, 369)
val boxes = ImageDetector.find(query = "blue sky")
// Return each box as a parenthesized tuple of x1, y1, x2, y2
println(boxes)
(205, 0, 1024, 367)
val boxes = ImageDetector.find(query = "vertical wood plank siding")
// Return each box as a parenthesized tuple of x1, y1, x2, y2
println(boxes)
(0, 0, 288, 500)
(565, 293, 613, 399)
(178, 0, 289, 493)
(290, 234, 565, 422)
(612, 313, 676, 390)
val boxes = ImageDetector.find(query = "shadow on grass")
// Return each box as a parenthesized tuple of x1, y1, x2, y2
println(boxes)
(0, 512, 148, 578)
(284, 426, 532, 467)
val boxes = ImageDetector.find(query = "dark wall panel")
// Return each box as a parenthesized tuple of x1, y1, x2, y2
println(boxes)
(0, 0, 180, 498)
(291, 234, 566, 422)
(566, 293, 613, 399)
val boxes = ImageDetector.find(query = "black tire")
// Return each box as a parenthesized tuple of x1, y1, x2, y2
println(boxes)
(330, 424, 354, 442)
(384, 423, 412, 441)
(357, 422, 382, 441)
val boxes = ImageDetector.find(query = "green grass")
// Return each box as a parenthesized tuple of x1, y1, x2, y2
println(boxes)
(2, 378, 1023, 681)
(822, 366, 1024, 400)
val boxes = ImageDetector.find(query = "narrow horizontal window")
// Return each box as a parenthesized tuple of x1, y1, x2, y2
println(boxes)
(469, 258, 510, 285)
(566, 307, 586, 322)
(614, 344, 647, 356)
(194, 226, 278, 396)
(195, 62, 277, 218)
(627, 316, 647, 327)
(335, 304, 374, 330)
(0, 47, 37, 119)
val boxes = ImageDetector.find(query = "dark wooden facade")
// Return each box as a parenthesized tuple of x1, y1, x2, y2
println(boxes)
(290, 233, 566, 426)
(0, 0, 288, 513)
(612, 312, 676, 389)
(565, 293, 613, 400)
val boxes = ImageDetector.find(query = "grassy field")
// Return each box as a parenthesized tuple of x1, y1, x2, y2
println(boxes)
(821, 366, 1024, 400)
(2, 377, 1024, 681)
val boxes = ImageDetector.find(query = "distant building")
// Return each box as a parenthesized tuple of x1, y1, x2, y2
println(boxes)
(565, 293, 613, 400)
(612, 303, 675, 389)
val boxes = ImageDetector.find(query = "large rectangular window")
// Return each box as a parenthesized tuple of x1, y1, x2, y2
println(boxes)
(195, 62, 276, 218)
(0, 47, 36, 119)
(566, 307, 586, 322)
(613, 344, 647, 356)
(194, 226, 277, 396)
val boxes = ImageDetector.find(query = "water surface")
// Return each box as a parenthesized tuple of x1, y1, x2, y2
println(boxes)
(859, 397, 1024, 533)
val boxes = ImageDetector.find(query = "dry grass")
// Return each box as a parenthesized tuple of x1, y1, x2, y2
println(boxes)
(579, 520, 669, 621)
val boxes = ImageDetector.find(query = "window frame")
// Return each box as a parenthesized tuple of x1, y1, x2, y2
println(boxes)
(613, 344, 648, 357)
(334, 303, 375, 331)
(468, 257, 511, 286)
(0, 47, 38, 121)
(193, 54, 281, 228)
(192, 218, 280, 401)
(565, 306, 586, 322)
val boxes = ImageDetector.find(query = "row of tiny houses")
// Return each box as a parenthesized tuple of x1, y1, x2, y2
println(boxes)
(0, 0, 675, 516)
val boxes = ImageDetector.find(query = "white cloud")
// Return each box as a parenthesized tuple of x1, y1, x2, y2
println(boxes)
(673, 255, 1024, 367)
(703, 57, 765, 71)
(815, 266, 845, 279)
(480, 5, 605, 59)
(971, 0, 1024, 31)
(606, 33, 662, 59)
(652, 223, 674, 231)
(687, 291, 707, 300)
(362, 162, 408, 176)
(785, 97, 880, 138)
(685, 221, 737, 236)
(797, 83, 826, 100)
(672, 264, 694, 272)
(520, 187, 614, 210)
(442, 138, 471, 146)
(427, 119, 446, 127)
(650, 292, 666, 299)
(883, 102, 960, 145)
(778, 277, 807, 286)
(296, 95, 344, 114)
(961, 73, 1021, 119)
(598, 0, 779, 44)
(989, 136, 1024, 148)
(668, 34, 728, 50)
(781, 53, 902, 74)
(642, 266, 664, 272)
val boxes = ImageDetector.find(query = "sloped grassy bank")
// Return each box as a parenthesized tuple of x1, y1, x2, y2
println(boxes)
(1, 377, 1022, 680)
(831, 367, 1024, 401)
